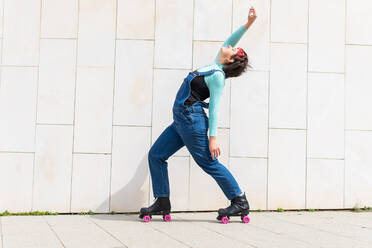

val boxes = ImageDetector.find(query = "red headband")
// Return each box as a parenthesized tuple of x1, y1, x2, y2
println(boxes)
(236, 47, 245, 57)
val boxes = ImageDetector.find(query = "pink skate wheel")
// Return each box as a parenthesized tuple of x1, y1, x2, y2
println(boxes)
(164, 214, 171, 222)
(221, 216, 229, 224)
(242, 216, 250, 223)
(143, 215, 151, 222)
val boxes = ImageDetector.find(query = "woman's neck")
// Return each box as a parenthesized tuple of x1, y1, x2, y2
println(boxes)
(216, 53, 225, 65)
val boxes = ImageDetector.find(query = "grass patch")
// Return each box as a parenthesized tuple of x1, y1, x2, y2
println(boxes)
(0, 209, 97, 216)
(0, 210, 58, 216)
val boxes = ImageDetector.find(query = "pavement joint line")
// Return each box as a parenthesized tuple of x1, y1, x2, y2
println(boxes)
(178, 212, 318, 248)
(42, 215, 67, 248)
(203, 212, 322, 248)
(126, 214, 193, 248)
(339, 212, 372, 222)
(249, 215, 326, 248)
(329, 215, 372, 230)
(287, 212, 372, 230)
(284, 213, 372, 234)
(175, 213, 258, 248)
(260, 214, 372, 246)
(85, 215, 129, 248)
(174, 212, 322, 248)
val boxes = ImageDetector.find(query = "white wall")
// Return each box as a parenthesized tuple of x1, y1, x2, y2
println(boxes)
(0, 0, 371, 213)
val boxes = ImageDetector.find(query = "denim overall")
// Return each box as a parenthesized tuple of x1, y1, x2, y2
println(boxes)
(148, 69, 243, 201)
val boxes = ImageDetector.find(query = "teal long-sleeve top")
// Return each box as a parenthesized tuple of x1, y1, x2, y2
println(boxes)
(196, 25, 248, 137)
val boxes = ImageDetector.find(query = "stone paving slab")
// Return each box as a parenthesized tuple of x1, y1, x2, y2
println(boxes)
(1, 216, 63, 248)
(171, 212, 314, 248)
(126, 213, 253, 248)
(88, 214, 189, 248)
(44, 215, 125, 248)
(265, 211, 372, 244)
(0, 211, 371, 248)
(249, 212, 371, 248)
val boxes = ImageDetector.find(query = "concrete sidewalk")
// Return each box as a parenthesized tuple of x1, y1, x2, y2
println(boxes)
(1, 210, 371, 248)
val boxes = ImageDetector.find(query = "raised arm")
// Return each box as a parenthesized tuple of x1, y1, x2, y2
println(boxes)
(208, 7, 257, 161)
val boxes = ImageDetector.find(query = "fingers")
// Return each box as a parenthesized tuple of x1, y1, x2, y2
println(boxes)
(249, 9, 256, 16)
(210, 147, 214, 160)
(211, 149, 215, 160)
(249, 7, 256, 17)
(211, 148, 221, 160)
(209, 143, 221, 160)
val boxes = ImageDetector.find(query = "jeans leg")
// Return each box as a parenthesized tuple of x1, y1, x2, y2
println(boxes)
(180, 116, 242, 200)
(148, 121, 185, 198)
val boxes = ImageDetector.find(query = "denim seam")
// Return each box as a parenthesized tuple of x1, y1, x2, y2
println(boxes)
(160, 164, 167, 196)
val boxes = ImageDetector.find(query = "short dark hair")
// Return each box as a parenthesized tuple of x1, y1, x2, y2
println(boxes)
(222, 49, 252, 79)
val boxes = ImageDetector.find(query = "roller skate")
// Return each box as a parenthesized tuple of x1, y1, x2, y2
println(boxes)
(216, 192, 250, 224)
(138, 196, 171, 222)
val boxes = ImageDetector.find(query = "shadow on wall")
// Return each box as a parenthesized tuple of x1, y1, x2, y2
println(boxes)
(92, 153, 150, 216)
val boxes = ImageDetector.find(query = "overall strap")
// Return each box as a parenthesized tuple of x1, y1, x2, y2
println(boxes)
(194, 69, 225, 77)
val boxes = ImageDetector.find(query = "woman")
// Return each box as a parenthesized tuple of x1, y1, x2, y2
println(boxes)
(139, 7, 257, 222)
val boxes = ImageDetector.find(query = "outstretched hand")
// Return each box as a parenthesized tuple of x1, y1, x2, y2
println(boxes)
(247, 6, 257, 25)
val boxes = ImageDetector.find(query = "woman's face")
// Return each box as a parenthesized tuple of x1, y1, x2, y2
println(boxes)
(220, 45, 239, 63)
